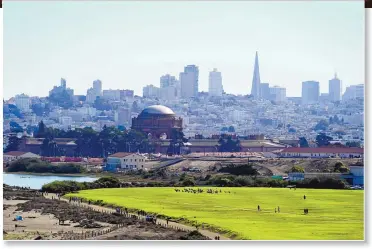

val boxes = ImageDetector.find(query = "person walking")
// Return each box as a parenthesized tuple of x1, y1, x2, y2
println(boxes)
(257, 205, 260, 211)
(278, 206, 280, 213)
(304, 195, 306, 200)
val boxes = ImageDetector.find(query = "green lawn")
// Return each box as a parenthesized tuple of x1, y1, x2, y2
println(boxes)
(66, 187, 364, 240)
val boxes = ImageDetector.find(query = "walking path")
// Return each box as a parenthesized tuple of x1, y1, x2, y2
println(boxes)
(44, 193, 230, 240)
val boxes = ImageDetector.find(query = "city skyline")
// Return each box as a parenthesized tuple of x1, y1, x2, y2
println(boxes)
(4, 1, 364, 99)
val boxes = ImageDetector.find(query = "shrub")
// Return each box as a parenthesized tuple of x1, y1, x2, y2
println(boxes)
(218, 163, 258, 176)
(334, 162, 349, 173)
(290, 165, 305, 173)
(182, 178, 195, 186)
(7, 158, 86, 174)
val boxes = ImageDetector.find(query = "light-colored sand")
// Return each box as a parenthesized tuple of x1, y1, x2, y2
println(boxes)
(3, 199, 112, 240)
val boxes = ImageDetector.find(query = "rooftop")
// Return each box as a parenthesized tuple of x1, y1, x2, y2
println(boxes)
(4, 151, 29, 156)
(281, 147, 364, 153)
(140, 105, 175, 116)
(108, 152, 134, 158)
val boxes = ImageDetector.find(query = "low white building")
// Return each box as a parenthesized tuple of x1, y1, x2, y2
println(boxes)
(4, 151, 40, 163)
(106, 152, 148, 171)
(278, 147, 364, 158)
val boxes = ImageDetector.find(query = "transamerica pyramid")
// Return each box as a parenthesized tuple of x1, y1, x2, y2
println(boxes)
(251, 51, 261, 99)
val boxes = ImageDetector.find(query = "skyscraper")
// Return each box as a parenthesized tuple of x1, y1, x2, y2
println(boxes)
(343, 84, 364, 101)
(160, 74, 178, 88)
(93, 80, 102, 97)
(328, 74, 341, 102)
(180, 65, 199, 98)
(251, 52, 261, 99)
(269, 86, 287, 102)
(61, 78, 66, 89)
(302, 81, 320, 105)
(208, 68, 223, 97)
(260, 83, 270, 100)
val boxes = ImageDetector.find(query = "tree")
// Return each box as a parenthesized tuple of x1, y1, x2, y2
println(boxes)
(31, 103, 45, 116)
(167, 129, 187, 155)
(346, 141, 361, 148)
(314, 120, 329, 131)
(217, 136, 241, 152)
(228, 126, 235, 133)
(316, 133, 333, 147)
(4, 136, 22, 152)
(299, 137, 309, 147)
(290, 165, 305, 173)
(36, 121, 46, 138)
(334, 162, 349, 173)
(9, 121, 23, 133)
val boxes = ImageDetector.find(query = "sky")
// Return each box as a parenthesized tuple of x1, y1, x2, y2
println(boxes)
(3, 1, 365, 100)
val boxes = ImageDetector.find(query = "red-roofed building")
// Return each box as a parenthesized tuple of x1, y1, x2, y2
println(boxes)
(4, 151, 40, 163)
(278, 147, 363, 158)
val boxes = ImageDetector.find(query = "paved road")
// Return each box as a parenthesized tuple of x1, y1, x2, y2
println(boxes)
(44, 193, 229, 240)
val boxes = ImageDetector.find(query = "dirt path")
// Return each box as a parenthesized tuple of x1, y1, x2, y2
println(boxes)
(44, 193, 230, 240)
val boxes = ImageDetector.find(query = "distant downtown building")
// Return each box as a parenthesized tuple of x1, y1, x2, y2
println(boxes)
(160, 74, 178, 88)
(180, 65, 199, 98)
(208, 68, 223, 96)
(269, 86, 286, 102)
(260, 83, 270, 100)
(328, 74, 341, 102)
(15, 93, 31, 112)
(251, 51, 261, 99)
(159, 74, 180, 100)
(143, 84, 159, 98)
(302, 81, 320, 105)
(93, 80, 102, 97)
(343, 84, 364, 101)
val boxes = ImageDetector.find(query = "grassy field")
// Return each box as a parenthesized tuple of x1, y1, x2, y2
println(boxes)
(66, 187, 364, 240)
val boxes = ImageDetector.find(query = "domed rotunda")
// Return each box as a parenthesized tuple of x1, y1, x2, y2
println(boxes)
(131, 105, 183, 139)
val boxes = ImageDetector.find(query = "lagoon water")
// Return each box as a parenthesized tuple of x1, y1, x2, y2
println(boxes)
(3, 173, 98, 190)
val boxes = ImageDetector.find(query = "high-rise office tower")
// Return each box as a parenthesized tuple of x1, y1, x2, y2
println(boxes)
(208, 68, 223, 97)
(260, 83, 270, 100)
(61, 78, 67, 89)
(328, 73, 341, 102)
(302, 81, 320, 104)
(93, 80, 102, 97)
(180, 65, 199, 98)
(160, 74, 178, 88)
(251, 52, 261, 99)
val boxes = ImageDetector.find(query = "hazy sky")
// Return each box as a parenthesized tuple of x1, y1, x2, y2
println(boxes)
(4, 1, 365, 99)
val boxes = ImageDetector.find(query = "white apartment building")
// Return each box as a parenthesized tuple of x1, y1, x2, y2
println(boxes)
(15, 94, 31, 112)
(180, 65, 199, 98)
(302, 81, 320, 104)
(86, 88, 98, 103)
(59, 116, 73, 126)
(329, 74, 341, 102)
(343, 84, 364, 101)
(102, 89, 120, 101)
(143, 85, 160, 98)
(208, 68, 223, 97)
(93, 80, 102, 97)
(77, 106, 97, 117)
(269, 86, 286, 102)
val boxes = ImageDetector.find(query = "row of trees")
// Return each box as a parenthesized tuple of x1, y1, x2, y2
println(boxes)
(41, 176, 121, 193)
(206, 174, 348, 189)
(217, 136, 242, 152)
(299, 133, 361, 148)
(6, 158, 86, 174)
(33, 121, 186, 157)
